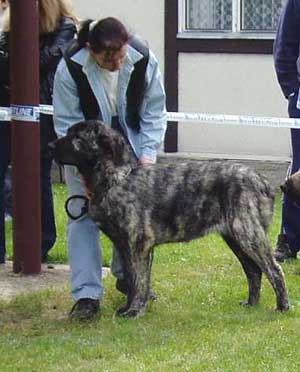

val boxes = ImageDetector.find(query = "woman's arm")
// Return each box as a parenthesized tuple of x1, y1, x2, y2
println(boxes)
(138, 50, 167, 162)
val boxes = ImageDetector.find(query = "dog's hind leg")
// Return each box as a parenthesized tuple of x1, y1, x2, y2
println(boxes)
(222, 234, 262, 306)
(229, 225, 289, 312)
(254, 252, 289, 312)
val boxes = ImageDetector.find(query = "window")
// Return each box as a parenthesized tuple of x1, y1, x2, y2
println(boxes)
(178, 0, 285, 39)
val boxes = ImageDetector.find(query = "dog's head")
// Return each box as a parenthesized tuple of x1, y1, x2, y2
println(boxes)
(51, 120, 132, 174)
(280, 170, 300, 203)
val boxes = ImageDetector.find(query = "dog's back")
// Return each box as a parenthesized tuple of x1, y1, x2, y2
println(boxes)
(93, 160, 275, 246)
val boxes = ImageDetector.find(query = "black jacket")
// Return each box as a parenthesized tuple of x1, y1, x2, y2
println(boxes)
(274, 0, 300, 98)
(0, 16, 77, 151)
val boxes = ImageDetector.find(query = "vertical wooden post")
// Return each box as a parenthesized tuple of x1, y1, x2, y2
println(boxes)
(164, 0, 178, 152)
(10, 0, 41, 274)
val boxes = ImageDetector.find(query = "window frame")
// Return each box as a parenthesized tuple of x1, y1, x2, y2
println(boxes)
(178, 0, 279, 40)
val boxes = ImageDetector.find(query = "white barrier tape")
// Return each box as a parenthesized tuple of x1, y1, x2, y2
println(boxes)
(11, 104, 40, 122)
(39, 104, 54, 116)
(167, 112, 300, 129)
(0, 108, 10, 121)
(0, 104, 53, 122)
(1, 105, 300, 129)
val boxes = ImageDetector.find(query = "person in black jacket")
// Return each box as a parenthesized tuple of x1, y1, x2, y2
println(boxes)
(274, 0, 300, 262)
(0, 1, 8, 30)
(0, 0, 77, 263)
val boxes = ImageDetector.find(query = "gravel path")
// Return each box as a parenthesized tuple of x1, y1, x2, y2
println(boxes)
(0, 261, 109, 301)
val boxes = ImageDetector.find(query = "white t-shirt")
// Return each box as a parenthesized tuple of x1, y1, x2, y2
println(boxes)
(98, 67, 119, 116)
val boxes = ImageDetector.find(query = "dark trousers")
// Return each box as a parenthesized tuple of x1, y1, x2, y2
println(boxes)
(0, 122, 56, 263)
(4, 173, 12, 217)
(281, 95, 300, 252)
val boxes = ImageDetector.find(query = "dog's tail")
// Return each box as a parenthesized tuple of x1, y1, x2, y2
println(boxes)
(255, 173, 275, 231)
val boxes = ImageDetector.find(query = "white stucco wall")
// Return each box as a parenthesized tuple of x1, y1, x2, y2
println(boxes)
(178, 53, 291, 161)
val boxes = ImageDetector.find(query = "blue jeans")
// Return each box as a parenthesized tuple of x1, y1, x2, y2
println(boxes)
(281, 94, 300, 252)
(0, 122, 56, 263)
(64, 165, 124, 301)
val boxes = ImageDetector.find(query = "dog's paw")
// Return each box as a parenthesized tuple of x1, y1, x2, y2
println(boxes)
(239, 297, 260, 307)
(116, 306, 145, 318)
(276, 303, 289, 312)
(239, 300, 253, 307)
(116, 305, 130, 317)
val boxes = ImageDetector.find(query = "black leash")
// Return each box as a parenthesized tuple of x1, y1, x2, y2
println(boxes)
(65, 195, 89, 220)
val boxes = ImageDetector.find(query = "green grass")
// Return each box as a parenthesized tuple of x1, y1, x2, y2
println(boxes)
(2, 186, 300, 371)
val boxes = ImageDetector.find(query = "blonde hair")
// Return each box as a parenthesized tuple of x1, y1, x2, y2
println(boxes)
(2, 0, 78, 33)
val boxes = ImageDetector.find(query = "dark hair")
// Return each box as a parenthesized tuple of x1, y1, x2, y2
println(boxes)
(77, 17, 130, 53)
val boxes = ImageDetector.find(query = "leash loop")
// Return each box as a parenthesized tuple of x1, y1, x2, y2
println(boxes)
(65, 195, 89, 220)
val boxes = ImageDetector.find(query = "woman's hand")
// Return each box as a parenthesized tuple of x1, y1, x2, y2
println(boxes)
(137, 156, 155, 167)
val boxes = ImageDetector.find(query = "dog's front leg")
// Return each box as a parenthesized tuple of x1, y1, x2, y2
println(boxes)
(117, 249, 153, 318)
(114, 245, 136, 316)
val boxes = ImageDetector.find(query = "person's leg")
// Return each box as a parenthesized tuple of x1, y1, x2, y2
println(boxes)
(275, 95, 300, 261)
(0, 123, 10, 263)
(64, 165, 103, 301)
(4, 169, 12, 218)
(40, 157, 57, 261)
(0, 167, 7, 264)
(282, 128, 300, 253)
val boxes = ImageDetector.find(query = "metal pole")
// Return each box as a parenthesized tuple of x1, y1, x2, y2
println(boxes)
(10, 0, 41, 274)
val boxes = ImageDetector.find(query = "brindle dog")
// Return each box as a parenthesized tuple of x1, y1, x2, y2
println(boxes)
(52, 120, 289, 317)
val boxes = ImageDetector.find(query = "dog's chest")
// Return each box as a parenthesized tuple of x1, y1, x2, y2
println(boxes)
(89, 190, 141, 231)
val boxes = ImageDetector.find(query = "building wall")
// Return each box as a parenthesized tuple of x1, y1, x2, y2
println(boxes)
(178, 53, 291, 160)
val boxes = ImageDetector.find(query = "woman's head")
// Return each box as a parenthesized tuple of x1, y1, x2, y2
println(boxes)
(2, 0, 77, 33)
(0, 0, 9, 11)
(39, 0, 77, 33)
(77, 17, 130, 71)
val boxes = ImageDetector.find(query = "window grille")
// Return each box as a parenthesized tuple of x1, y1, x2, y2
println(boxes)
(181, 0, 285, 38)
(241, 0, 283, 32)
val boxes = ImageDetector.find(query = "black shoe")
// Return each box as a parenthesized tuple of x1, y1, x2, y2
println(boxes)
(274, 234, 297, 263)
(41, 254, 55, 269)
(69, 298, 100, 321)
(116, 279, 157, 301)
(41, 254, 48, 263)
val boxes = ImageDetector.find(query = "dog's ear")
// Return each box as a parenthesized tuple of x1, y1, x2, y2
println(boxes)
(98, 133, 127, 165)
(91, 122, 130, 166)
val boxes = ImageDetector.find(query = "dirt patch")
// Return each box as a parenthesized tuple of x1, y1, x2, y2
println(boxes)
(0, 261, 109, 302)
